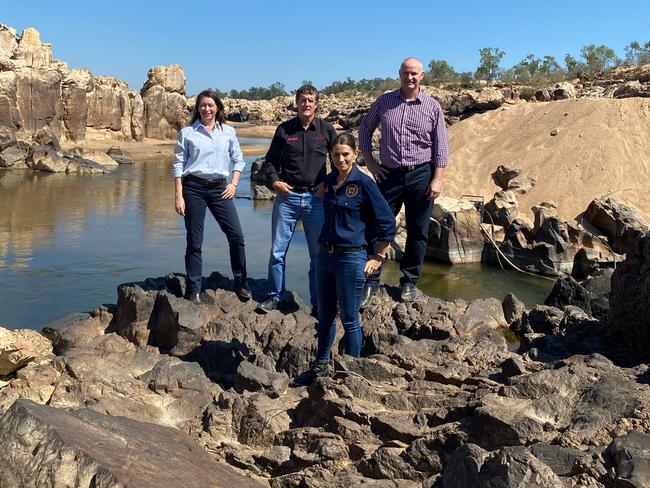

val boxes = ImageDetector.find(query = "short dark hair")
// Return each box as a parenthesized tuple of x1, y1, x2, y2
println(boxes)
(332, 132, 357, 151)
(295, 84, 319, 104)
(191, 89, 226, 126)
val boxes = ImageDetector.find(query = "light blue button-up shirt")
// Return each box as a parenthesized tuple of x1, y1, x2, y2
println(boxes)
(172, 119, 246, 179)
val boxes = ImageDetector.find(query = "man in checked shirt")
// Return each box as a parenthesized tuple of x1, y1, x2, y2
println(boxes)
(359, 57, 449, 305)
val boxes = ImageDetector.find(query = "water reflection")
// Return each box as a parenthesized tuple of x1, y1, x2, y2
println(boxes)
(0, 140, 553, 329)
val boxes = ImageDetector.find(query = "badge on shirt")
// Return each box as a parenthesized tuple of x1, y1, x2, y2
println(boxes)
(287, 136, 298, 142)
(346, 184, 359, 198)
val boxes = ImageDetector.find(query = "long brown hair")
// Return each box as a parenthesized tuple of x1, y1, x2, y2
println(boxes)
(190, 89, 226, 126)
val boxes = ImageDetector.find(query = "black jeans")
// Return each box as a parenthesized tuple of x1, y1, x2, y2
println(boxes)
(183, 176, 247, 295)
(367, 163, 433, 286)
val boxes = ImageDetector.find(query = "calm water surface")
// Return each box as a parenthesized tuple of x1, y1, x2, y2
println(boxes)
(0, 139, 553, 329)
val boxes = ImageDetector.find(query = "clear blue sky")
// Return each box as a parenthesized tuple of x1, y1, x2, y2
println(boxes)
(3, 1, 649, 96)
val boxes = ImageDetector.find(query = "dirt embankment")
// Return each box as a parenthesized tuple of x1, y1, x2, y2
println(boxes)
(445, 97, 650, 222)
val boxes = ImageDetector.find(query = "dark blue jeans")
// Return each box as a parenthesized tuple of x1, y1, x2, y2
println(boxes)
(315, 248, 366, 362)
(367, 163, 433, 286)
(183, 177, 247, 295)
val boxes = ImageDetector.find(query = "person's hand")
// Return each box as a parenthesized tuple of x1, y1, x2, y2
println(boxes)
(314, 182, 326, 199)
(366, 159, 388, 183)
(272, 181, 293, 195)
(364, 255, 385, 277)
(221, 183, 237, 199)
(428, 179, 443, 200)
(175, 194, 185, 216)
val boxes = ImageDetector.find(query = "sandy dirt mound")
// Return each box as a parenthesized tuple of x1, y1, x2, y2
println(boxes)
(446, 97, 650, 222)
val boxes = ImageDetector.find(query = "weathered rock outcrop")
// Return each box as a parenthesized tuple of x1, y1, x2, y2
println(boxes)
(0, 263, 648, 486)
(609, 234, 650, 363)
(0, 24, 175, 147)
(427, 196, 485, 264)
(583, 196, 649, 254)
(141, 64, 190, 139)
(0, 399, 262, 487)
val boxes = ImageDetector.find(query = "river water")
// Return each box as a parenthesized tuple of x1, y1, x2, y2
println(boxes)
(0, 139, 553, 329)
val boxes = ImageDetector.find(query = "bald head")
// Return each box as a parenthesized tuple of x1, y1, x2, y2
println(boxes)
(399, 57, 424, 97)
(400, 57, 423, 72)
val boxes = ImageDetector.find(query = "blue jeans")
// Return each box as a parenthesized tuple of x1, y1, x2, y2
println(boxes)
(267, 191, 324, 305)
(183, 177, 247, 295)
(367, 163, 434, 287)
(315, 248, 366, 362)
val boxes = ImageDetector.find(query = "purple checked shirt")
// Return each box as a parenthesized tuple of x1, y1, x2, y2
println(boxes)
(359, 89, 449, 169)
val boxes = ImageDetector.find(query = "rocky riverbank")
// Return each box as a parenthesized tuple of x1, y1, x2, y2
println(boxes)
(1, 233, 650, 487)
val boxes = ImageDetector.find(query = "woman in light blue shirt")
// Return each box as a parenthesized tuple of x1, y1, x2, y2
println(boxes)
(173, 89, 250, 304)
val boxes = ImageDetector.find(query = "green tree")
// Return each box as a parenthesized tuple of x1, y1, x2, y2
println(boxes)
(580, 43, 617, 74)
(564, 54, 584, 77)
(625, 41, 642, 64)
(475, 47, 505, 84)
(513, 54, 541, 80)
(427, 59, 457, 82)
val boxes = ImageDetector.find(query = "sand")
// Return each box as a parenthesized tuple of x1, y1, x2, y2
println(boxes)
(64, 123, 275, 162)
(445, 97, 650, 222)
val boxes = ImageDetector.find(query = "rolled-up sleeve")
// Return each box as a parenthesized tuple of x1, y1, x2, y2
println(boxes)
(359, 99, 381, 153)
(172, 130, 186, 177)
(229, 130, 246, 173)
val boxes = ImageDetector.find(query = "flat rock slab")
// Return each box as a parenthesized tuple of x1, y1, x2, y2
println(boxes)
(0, 399, 264, 488)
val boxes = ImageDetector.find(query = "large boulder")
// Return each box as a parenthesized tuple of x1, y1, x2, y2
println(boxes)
(0, 399, 263, 488)
(141, 65, 190, 139)
(583, 196, 649, 254)
(141, 64, 186, 94)
(0, 327, 52, 376)
(427, 196, 484, 263)
(485, 190, 519, 227)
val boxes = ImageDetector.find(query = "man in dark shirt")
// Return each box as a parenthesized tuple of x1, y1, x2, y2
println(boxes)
(256, 84, 337, 314)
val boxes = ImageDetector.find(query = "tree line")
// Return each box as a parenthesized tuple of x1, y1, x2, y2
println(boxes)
(212, 40, 650, 100)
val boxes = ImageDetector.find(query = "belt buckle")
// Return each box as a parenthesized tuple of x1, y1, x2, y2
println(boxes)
(326, 244, 334, 254)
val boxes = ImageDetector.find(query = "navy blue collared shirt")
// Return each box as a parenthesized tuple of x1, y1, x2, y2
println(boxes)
(319, 165, 396, 248)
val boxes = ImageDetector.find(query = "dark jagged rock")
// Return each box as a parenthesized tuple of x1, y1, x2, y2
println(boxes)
(544, 272, 611, 321)
(490, 165, 521, 190)
(529, 442, 596, 477)
(502, 293, 526, 325)
(5, 266, 650, 486)
(234, 360, 289, 398)
(609, 234, 650, 363)
(148, 290, 209, 356)
(106, 146, 133, 164)
(608, 431, 650, 488)
(583, 196, 649, 254)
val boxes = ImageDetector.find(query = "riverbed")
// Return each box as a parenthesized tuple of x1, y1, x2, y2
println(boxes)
(0, 140, 553, 329)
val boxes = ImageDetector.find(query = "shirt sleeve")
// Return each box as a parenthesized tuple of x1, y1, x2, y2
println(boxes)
(172, 129, 186, 178)
(229, 129, 246, 173)
(364, 179, 396, 242)
(431, 104, 450, 168)
(359, 98, 381, 153)
(315, 122, 338, 185)
(264, 125, 284, 184)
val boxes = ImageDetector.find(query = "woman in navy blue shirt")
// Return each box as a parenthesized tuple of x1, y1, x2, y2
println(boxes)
(293, 133, 395, 386)
(173, 90, 251, 304)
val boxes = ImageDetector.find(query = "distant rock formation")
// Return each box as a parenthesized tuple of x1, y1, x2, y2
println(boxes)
(0, 24, 190, 146)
